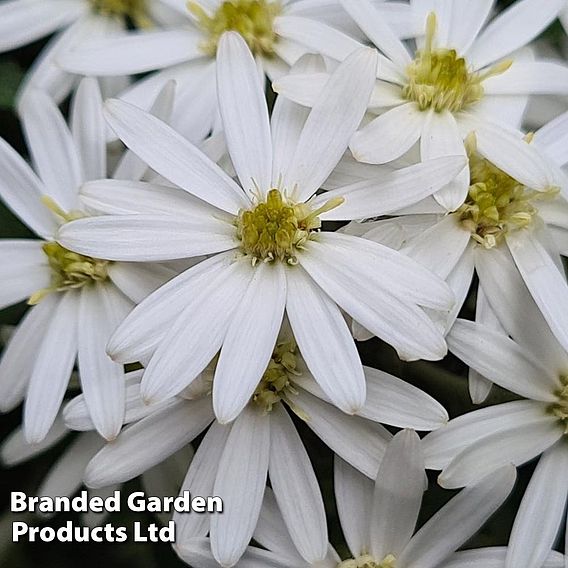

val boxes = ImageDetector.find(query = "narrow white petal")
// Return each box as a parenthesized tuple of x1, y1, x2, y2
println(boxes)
(84, 398, 213, 488)
(350, 104, 425, 165)
(448, 319, 560, 401)
(533, 109, 568, 167)
(447, 0, 494, 54)
(213, 263, 286, 424)
(507, 443, 568, 568)
(468, 0, 564, 68)
(70, 78, 106, 181)
(217, 32, 273, 195)
(484, 62, 568, 96)
(358, 366, 449, 430)
(287, 47, 378, 202)
(77, 284, 131, 441)
(370, 430, 424, 559)
(58, 214, 237, 261)
(334, 457, 374, 558)
(269, 405, 327, 563)
(104, 99, 249, 214)
(20, 89, 83, 211)
(211, 407, 270, 567)
(439, 419, 561, 488)
(24, 292, 78, 444)
(506, 229, 568, 355)
(286, 267, 365, 413)
(399, 466, 517, 568)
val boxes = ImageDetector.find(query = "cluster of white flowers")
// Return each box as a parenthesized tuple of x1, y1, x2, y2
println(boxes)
(2, 0, 568, 567)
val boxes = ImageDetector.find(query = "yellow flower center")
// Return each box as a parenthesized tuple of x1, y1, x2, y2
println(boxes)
(252, 338, 301, 413)
(550, 376, 568, 434)
(456, 135, 558, 249)
(188, 0, 282, 56)
(236, 188, 343, 265)
(88, 0, 151, 27)
(402, 13, 511, 113)
(337, 554, 396, 568)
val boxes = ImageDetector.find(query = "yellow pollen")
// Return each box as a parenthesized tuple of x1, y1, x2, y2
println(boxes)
(402, 13, 512, 113)
(252, 339, 301, 414)
(188, 0, 282, 56)
(236, 188, 343, 265)
(337, 554, 396, 568)
(456, 134, 558, 249)
(550, 376, 568, 434)
(89, 0, 151, 27)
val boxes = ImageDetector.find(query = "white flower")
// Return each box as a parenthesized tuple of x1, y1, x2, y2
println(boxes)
(422, 306, 568, 568)
(58, 33, 461, 423)
(175, 429, 516, 568)
(350, 123, 568, 403)
(439, 548, 565, 568)
(0, 0, 186, 106)
(0, 77, 181, 443)
(53, 0, 416, 142)
(78, 327, 448, 567)
(275, 0, 568, 211)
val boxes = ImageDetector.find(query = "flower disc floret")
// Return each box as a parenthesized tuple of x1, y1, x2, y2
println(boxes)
(89, 0, 150, 27)
(337, 554, 396, 568)
(29, 242, 111, 305)
(236, 188, 342, 264)
(402, 13, 511, 113)
(550, 375, 568, 434)
(456, 136, 558, 249)
(189, 0, 282, 56)
(252, 338, 300, 413)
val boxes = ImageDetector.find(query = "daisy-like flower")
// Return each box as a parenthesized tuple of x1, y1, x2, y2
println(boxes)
(53, 0, 417, 142)
(175, 429, 516, 568)
(348, 123, 568, 403)
(58, 33, 462, 423)
(0, 77, 184, 444)
(275, 0, 568, 211)
(77, 324, 448, 567)
(0, 0, 187, 106)
(422, 303, 568, 568)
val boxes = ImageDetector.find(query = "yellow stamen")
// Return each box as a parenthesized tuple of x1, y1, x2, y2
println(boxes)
(337, 554, 396, 568)
(550, 376, 568, 434)
(188, 0, 282, 56)
(88, 0, 151, 28)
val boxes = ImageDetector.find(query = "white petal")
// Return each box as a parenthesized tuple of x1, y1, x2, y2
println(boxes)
(447, 0, 494, 55)
(399, 466, 516, 568)
(108, 253, 236, 364)
(269, 405, 327, 563)
(59, 29, 200, 75)
(370, 430, 424, 559)
(421, 110, 469, 211)
(468, 0, 564, 68)
(213, 263, 286, 424)
(439, 419, 562, 489)
(507, 442, 568, 568)
(19, 88, 83, 211)
(211, 407, 270, 567)
(334, 457, 374, 558)
(84, 398, 213, 488)
(447, 319, 560, 401)
(77, 284, 131, 441)
(358, 366, 449, 430)
(315, 156, 467, 220)
(286, 267, 365, 414)
(0, 0, 84, 51)
(294, 387, 390, 478)
(58, 214, 237, 261)
(484, 62, 568, 96)
(104, 99, 249, 214)
(217, 32, 273, 195)
(24, 292, 78, 444)
(422, 400, 549, 470)
(506, 229, 568, 355)
(287, 47, 378, 202)
(533, 109, 568, 166)
(141, 257, 253, 403)
(70, 78, 106, 182)
(0, 137, 55, 238)
(350, 103, 425, 165)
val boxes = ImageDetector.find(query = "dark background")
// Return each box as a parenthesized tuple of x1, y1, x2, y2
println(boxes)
(0, 1, 563, 566)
